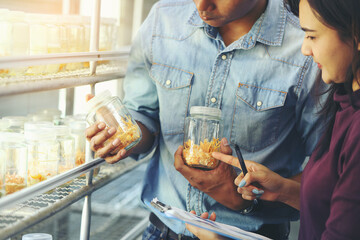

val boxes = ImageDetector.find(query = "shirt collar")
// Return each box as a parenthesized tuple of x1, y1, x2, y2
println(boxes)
(187, 0, 287, 47)
(334, 87, 360, 110)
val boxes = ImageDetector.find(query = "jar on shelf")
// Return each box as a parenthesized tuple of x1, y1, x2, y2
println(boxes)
(0, 118, 10, 132)
(45, 14, 61, 74)
(86, 90, 142, 153)
(0, 138, 4, 197)
(2, 116, 28, 133)
(183, 106, 223, 170)
(22, 233, 53, 240)
(8, 11, 29, 77)
(0, 132, 28, 195)
(24, 122, 60, 186)
(53, 125, 75, 174)
(69, 120, 87, 167)
(26, 13, 47, 75)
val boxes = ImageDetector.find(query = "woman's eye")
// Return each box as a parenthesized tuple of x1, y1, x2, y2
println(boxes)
(306, 36, 316, 40)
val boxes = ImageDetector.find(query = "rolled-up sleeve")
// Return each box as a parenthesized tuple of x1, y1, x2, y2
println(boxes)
(122, 4, 160, 159)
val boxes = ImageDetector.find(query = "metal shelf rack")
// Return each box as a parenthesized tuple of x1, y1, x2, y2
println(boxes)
(0, 156, 149, 240)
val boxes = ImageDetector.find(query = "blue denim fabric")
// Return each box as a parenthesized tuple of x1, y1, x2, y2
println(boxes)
(142, 223, 161, 240)
(123, 0, 325, 236)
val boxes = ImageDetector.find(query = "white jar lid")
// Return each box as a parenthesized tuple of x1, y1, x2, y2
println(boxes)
(22, 233, 52, 240)
(0, 132, 25, 143)
(86, 90, 112, 112)
(52, 125, 71, 136)
(69, 120, 87, 131)
(190, 106, 222, 119)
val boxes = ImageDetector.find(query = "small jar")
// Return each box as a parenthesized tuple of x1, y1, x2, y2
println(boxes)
(24, 123, 60, 186)
(2, 116, 28, 133)
(22, 233, 53, 240)
(0, 139, 4, 197)
(183, 106, 223, 170)
(69, 120, 87, 166)
(0, 132, 28, 195)
(86, 90, 142, 152)
(53, 125, 75, 174)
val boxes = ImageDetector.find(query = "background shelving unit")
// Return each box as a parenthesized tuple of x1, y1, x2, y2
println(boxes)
(0, 1, 151, 239)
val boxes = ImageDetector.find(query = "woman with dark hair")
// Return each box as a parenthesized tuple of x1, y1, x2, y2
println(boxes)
(187, 0, 360, 239)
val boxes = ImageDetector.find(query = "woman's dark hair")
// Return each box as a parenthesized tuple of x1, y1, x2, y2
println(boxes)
(308, 0, 360, 157)
(285, 0, 300, 16)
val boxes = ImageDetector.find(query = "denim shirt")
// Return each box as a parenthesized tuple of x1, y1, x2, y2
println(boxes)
(123, 0, 324, 234)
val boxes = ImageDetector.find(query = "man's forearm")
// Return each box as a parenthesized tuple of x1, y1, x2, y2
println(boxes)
(131, 121, 155, 154)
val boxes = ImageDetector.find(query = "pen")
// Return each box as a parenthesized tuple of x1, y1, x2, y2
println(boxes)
(234, 144, 247, 176)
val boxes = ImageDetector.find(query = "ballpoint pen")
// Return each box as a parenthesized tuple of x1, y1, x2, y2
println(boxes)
(234, 144, 247, 175)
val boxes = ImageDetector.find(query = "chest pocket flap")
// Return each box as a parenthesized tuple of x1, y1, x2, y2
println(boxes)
(237, 83, 287, 111)
(150, 63, 193, 89)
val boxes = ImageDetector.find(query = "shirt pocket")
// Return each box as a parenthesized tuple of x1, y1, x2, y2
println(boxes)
(150, 63, 193, 136)
(230, 83, 287, 152)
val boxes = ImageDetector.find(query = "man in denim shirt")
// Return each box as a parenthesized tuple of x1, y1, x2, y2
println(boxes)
(86, 0, 324, 239)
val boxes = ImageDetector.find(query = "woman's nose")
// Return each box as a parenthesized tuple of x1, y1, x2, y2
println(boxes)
(301, 41, 313, 57)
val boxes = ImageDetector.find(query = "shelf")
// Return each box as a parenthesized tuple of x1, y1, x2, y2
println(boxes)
(0, 156, 149, 239)
(0, 48, 130, 96)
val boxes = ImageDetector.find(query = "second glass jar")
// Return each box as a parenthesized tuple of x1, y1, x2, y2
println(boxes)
(86, 90, 142, 153)
(183, 106, 223, 170)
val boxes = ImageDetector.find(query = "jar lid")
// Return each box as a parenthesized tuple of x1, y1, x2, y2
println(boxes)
(53, 125, 70, 136)
(0, 118, 10, 129)
(86, 90, 112, 112)
(0, 132, 25, 143)
(2, 116, 28, 127)
(190, 106, 222, 119)
(24, 121, 53, 131)
(69, 120, 87, 131)
(22, 233, 53, 240)
(24, 123, 56, 141)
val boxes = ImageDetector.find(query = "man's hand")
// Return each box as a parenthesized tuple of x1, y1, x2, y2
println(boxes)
(174, 138, 252, 210)
(186, 211, 230, 240)
(85, 121, 132, 164)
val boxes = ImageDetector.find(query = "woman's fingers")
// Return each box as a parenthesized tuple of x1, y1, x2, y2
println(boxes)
(212, 151, 240, 168)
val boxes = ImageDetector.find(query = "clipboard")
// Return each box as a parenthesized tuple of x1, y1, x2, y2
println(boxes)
(148, 198, 271, 240)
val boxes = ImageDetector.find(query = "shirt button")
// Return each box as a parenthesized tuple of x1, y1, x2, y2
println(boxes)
(166, 80, 171, 85)
(257, 101, 263, 107)
(221, 54, 227, 60)
(211, 97, 217, 103)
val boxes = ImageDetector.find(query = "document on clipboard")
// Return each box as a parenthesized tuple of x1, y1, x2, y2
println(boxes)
(148, 198, 271, 240)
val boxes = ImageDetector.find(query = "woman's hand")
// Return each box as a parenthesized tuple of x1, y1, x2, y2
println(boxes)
(212, 151, 297, 205)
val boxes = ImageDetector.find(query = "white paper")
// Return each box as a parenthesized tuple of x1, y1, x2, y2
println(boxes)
(151, 201, 271, 240)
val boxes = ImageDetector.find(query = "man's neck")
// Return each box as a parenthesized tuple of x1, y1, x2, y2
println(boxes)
(219, 0, 268, 46)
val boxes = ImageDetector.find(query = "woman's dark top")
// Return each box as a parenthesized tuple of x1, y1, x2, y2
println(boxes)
(299, 88, 360, 239)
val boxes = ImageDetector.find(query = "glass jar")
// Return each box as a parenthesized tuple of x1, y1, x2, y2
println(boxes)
(183, 106, 223, 170)
(26, 13, 47, 75)
(0, 9, 11, 77)
(22, 233, 52, 240)
(8, 11, 29, 77)
(24, 122, 60, 186)
(0, 118, 10, 132)
(0, 132, 28, 195)
(2, 116, 28, 133)
(0, 138, 5, 197)
(86, 90, 142, 152)
(53, 125, 75, 174)
(69, 120, 87, 166)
